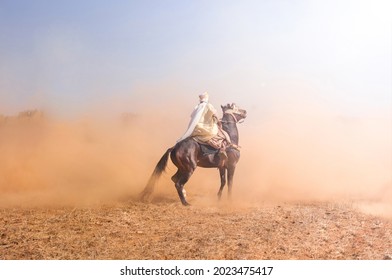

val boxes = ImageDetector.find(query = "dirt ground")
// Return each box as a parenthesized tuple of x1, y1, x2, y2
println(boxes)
(1, 195, 391, 260)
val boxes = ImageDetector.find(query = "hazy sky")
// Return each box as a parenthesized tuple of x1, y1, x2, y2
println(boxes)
(0, 0, 391, 117)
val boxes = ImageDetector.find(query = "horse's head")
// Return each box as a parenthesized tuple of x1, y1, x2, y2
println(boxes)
(221, 103, 247, 123)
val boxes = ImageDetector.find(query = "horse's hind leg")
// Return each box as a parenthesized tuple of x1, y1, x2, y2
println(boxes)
(175, 170, 193, 206)
(217, 167, 226, 199)
(171, 171, 180, 183)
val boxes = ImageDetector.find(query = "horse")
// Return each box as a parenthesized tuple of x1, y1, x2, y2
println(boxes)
(139, 103, 247, 206)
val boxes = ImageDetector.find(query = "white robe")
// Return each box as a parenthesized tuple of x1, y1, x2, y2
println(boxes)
(177, 101, 217, 143)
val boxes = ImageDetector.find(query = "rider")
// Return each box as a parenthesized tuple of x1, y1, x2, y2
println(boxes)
(177, 92, 230, 161)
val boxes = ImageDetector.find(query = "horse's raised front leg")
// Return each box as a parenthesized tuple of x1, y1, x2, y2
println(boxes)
(217, 167, 226, 199)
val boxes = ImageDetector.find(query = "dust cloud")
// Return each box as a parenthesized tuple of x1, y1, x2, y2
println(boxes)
(189, 94, 391, 218)
(0, 107, 176, 207)
(0, 93, 391, 217)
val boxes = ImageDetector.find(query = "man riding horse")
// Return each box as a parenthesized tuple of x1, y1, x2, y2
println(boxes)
(140, 93, 247, 206)
(177, 92, 231, 163)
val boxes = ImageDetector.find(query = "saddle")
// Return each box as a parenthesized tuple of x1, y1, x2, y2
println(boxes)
(197, 141, 240, 156)
(199, 142, 219, 156)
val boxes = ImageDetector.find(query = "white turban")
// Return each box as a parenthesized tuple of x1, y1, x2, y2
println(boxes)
(199, 92, 209, 102)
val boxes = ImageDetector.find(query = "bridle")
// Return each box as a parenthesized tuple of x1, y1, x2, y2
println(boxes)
(220, 110, 245, 124)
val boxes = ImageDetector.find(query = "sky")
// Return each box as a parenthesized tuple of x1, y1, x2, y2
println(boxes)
(0, 0, 391, 118)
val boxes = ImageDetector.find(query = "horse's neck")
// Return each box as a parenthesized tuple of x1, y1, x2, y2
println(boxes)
(222, 114, 239, 145)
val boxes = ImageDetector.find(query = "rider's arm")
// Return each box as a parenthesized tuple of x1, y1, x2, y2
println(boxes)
(213, 114, 222, 127)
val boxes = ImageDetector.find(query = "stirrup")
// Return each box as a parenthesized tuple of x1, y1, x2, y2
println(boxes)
(219, 150, 228, 160)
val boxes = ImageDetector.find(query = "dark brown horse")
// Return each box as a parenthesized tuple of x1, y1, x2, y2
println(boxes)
(140, 103, 247, 206)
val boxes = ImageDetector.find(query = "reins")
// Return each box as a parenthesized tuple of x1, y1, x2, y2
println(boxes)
(219, 111, 243, 150)
(220, 111, 244, 124)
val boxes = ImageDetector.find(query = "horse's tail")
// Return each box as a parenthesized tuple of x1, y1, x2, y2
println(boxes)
(139, 147, 174, 201)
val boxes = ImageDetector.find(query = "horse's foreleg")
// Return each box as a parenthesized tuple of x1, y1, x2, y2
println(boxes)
(227, 167, 236, 199)
(217, 167, 226, 199)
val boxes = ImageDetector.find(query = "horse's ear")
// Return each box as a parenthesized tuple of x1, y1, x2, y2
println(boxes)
(221, 105, 224, 110)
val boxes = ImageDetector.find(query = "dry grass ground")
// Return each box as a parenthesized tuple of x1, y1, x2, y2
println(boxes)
(1, 198, 391, 260)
